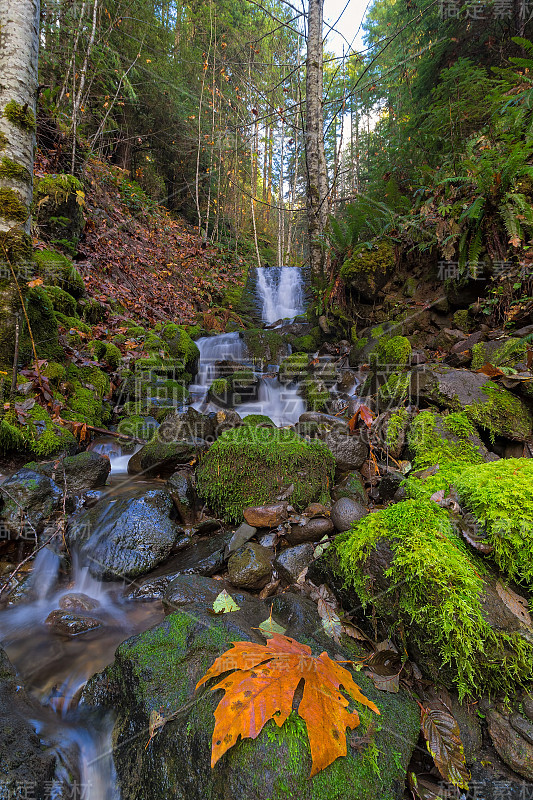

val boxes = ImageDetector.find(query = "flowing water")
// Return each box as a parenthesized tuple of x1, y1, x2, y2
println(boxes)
(191, 266, 307, 425)
(0, 265, 308, 798)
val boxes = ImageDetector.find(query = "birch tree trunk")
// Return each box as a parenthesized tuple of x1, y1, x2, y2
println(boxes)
(0, 0, 40, 236)
(305, 0, 329, 289)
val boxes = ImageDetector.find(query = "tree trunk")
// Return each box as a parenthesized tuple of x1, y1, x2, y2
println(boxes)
(0, 0, 40, 235)
(305, 0, 328, 289)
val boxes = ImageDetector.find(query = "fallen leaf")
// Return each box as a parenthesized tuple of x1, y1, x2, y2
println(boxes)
(196, 633, 380, 776)
(421, 705, 470, 789)
(212, 590, 240, 614)
(258, 617, 286, 637)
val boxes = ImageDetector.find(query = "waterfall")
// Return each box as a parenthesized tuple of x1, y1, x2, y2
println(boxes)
(255, 266, 304, 324)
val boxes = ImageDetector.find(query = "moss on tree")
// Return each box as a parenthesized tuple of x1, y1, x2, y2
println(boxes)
(2, 100, 36, 132)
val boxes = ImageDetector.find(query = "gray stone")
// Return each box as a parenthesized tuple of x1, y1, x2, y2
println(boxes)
(274, 543, 315, 583)
(128, 437, 207, 477)
(226, 523, 257, 556)
(332, 471, 368, 505)
(330, 497, 368, 532)
(67, 490, 181, 579)
(227, 543, 272, 589)
(0, 469, 62, 537)
(325, 429, 368, 471)
(298, 411, 348, 429)
(486, 707, 533, 781)
(163, 533, 232, 578)
(166, 470, 195, 523)
(162, 574, 253, 614)
(23, 451, 111, 496)
(285, 516, 334, 545)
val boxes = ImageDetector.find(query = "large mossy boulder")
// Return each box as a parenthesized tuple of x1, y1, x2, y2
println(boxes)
(0, 468, 61, 537)
(341, 241, 395, 303)
(67, 489, 181, 579)
(242, 328, 289, 365)
(33, 249, 85, 298)
(23, 451, 111, 496)
(410, 364, 533, 440)
(407, 409, 497, 469)
(33, 174, 85, 247)
(82, 591, 420, 800)
(196, 427, 335, 523)
(333, 498, 533, 699)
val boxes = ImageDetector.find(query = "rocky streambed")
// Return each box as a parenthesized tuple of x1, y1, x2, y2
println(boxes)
(2, 277, 533, 799)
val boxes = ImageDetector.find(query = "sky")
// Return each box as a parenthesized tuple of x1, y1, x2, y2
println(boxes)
(323, 0, 371, 57)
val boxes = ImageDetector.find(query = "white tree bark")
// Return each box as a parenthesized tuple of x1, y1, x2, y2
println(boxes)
(305, 0, 329, 286)
(0, 0, 40, 233)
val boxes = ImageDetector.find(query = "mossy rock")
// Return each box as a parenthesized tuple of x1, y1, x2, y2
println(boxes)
(279, 352, 310, 383)
(289, 332, 320, 353)
(82, 596, 420, 800)
(160, 323, 200, 375)
(55, 313, 91, 335)
(89, 341, 122, 370)
(456, 458, 533, 589)
(471, 338, 527, 371)
(42, 361, 66, 387)
(452, 309, 473, 333)
(375, 336, 411, 368)
(382, 408, 410, 459)
(377, 372, 410, 409)
(340, 241, 395, 302)
(1, 404, 76, 457)
(242, 329, 288, 365)
(197, 427, 335, 522)
(33, 249, 85, 298)
(241, 414, 275, 427)
(335, 498, 533, 698)
(78, 296, 107, 324)
(42, 284, 77, 316)
(348, 322, 396, 368)
(23, 286, 63, 363)
(63, 380, 110, 428)
(407, 410, 493, 469)
(302, 378, 330, 413)
(33, 174, 85, 245)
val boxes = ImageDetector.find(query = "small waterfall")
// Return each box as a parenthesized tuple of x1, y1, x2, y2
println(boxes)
(190, 332, 249, 410)
(238, 376, 306, 426)
(255, 266, 304, 324)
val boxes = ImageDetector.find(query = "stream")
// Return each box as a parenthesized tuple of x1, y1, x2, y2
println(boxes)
(0, 265, 307, 799)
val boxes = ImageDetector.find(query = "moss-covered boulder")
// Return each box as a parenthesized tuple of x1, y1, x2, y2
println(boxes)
(410, 364, 533, 440)
(0, 468, 62, 536)
(334, 499, 533, 699)
(471, 338, 527, 371)
(208, 369, 259, 407)
(42, 284, 77, 316)
(340, 241, 396, 303)
(456, 459, 533, 589)
(0, 404, 76, 458)
(33, 174, 85, 248)
(197, 427, 335, 523)
(242, 328, 288, 365)
(82, 591, 420, 800)
(407, 410, 496, 469)
(278, 352, 310, 383)
(128, 433, 208, 477)
(33, 249, 85, 298)
(23, 451, 111, 496)
(22, 285, 63, 363)
(160, 323, 200, 376)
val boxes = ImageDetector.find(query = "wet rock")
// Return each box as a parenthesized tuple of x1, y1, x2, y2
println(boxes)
(325, 429, 368, 471)
(486, 707, 533, 781)
(378, 471, 404, 503)
(225, 523, 257, 556)
(411, 364, 533, 439)
(524, 693, 533, 722)
(45, 609, 102, 636)
(166, 470, 195, 523)
(24, 451, 111, 496)
(256, 531, 278, 550)
(227, 543, 272, 589)
(332, 471, 368, 505)
(285, 516, 334, 545)
(274, 543, 314, 582)
(243, 502, 288, 528)
(162, 532, 232, 577)
(193, 518, 221, 535)
(67, 490, 181, 579)
(157, 407, 220, 443)
(59, 593, 99, 612)
(298, 411, 348, 429)
(330, 497, 368, 532)
(510, 712, 533, 746)
(162, 573, 253, 613)
(128, 437, 207, 477)
(0, 646, 61, 798)
(0, 468, 61, 537)
(83, 597, 420, 800)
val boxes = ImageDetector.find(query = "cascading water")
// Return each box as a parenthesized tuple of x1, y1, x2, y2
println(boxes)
(255, 266, 305, 324)
(190, 267, 307, 424)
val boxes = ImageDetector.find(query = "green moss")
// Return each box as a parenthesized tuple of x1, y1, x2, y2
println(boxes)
(103, 342, 121, 370)
(42, 361, 66, 386)
(0, 132, 8, 151)
(375, 336, 412, 368)
(0, 187, 28, 223)
(117, 414, 158, 441)
(209, 377, 228, 401)
(471, 338, 527, 371)
(290, 334, 318, 353)
(23, 286, 63, 362)
(340, 241, 395, 285)
(243, 328, 284, 364)
(127, 325, 146, 337)
(0, 229, 32, 266)
(456, 459, 533, 588)
(55, 313, 91, 334)
(0, 418, 26, 454)
(64, 380, 109, 427)
(0, 157, 30, 182)
(408, 410, 487, 469)
(144, 333, 164, 351)
(303, 378, 330, 412)
(34, 174, 83, 204)
(279, 352, 309, 383)
(2, 100, 36, 132)
(33, 249, 85, 298)
(466, 381, 532, 440)
(453, 309, 472, 332)
(377, 372, 410, 406)
(79, 366, 110, 399)
(160, 324, 199, 371)
(336, 499, 533, 698)
(197, 426, 335, 522)
(385, 408, 409, 452)
(241, 414, 275, 427)
(43, 284, 77, 316)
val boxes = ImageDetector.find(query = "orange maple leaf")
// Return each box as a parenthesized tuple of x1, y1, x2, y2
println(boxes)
(196, 633, 379, 776)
